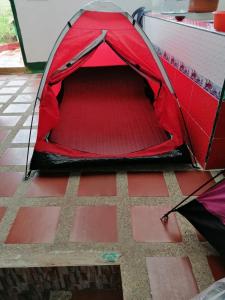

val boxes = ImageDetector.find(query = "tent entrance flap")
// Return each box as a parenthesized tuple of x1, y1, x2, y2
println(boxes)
(49, 66, 169, 156)
(50, 30, 107, 84)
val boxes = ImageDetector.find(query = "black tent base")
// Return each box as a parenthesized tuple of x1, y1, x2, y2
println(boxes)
(29, 145, 193, 173)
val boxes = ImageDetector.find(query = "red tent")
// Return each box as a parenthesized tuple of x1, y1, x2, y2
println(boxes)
(27, 1, 192, 175)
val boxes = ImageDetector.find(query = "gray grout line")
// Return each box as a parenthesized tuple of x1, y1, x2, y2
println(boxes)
(120, 250, 151, 300)
(0, 206, 20, 243)
(0, 90, 36, 160)
(164, 171, 182, 200)
(54, 205, 75, 244)
(117, 172, 128, 197)
(54, 175, 80, 243)
(116, 173, 134, 244)
(116, 173, 157, 299)
(189, 254, 215, 292)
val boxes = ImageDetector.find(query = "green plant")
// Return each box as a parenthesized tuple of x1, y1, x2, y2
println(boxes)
(0, 8, 16, 43)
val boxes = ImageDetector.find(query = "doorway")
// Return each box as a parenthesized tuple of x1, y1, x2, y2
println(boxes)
(0, 0, 24, 69)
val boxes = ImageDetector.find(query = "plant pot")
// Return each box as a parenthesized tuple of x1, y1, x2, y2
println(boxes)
(213, 11, 225, 32)
(188, 0, 219, 12)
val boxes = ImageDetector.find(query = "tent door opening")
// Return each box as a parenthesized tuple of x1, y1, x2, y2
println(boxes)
(49, 63, 170, 156)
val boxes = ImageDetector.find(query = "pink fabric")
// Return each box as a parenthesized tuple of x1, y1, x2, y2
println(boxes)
(198, 179, 225, 225)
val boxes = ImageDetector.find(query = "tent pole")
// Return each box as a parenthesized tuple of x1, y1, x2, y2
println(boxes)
(24, 96, 39, 180)
(205, 80, 225, 164)
(161, 169, 225, 223)
(177, 102, 198, 168)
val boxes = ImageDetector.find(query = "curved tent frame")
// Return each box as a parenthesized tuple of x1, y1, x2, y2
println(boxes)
(25, 1, 195, 178)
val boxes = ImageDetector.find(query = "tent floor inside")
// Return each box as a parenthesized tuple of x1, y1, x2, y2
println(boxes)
(50, 65, 169, 156)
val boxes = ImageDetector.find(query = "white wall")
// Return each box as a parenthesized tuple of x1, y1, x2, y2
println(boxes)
(144, 16, 225, 88)
(218, 0, 225, 9)
(14, 0, 152, 63)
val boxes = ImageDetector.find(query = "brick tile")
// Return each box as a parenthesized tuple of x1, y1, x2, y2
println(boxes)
(0, 129, 10, 142)
(5, 207, 61, 244)
(23, 115, 38, 127)
(0, 95, 11, 103)
(207, 256, 225, 281)
(78, 174, 117, 196)
(70, 206, 117, 242)
(3, 104, 30, 114)
(0, 148, 33, 166)
(146, 257, 198, 300)
(12, 129, 37, 144)
(131, 206, 182, 242)
(0, 172, 23, 196)
(128, 172, 169, 197)
(0, 116, 21, 126)
(14, 94, 35, 103)
(0, 87, 20, 94)
(26, 175, 69, 197)
(175, 171, 214, 196)
(22, 86, 37, 93)
(6, 80, 26, 86)
(0, 207, 6, 223)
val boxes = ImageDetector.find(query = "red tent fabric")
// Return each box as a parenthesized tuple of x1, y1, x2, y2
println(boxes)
(29, 3, 188, 172)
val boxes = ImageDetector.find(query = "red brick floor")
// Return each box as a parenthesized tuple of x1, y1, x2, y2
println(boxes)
(0, 147, 33, 166)
(131, 205, 182, 242)
(175, 170, 214, 196)
(128, 172, 169, 197)
(207, 256, 225, 281)
(0, 129, 10, 142)
(70, 206, 117, 242)
(0, 74, 222, 299)
(5, 207, 61, 244)
(0, 172, 23, 196)
(78, 173, 117, 196)
(146, 257, 199, 300)
(26, 174, 69, 197)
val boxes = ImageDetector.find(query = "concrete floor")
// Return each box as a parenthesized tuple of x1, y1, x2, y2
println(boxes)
(0, 73, 224, 299)
(0, 48, 24, 68)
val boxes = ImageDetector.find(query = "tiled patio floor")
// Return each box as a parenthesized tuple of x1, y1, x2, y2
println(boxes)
(0, 48, 24, 68)
(0, 73, 225, 299)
